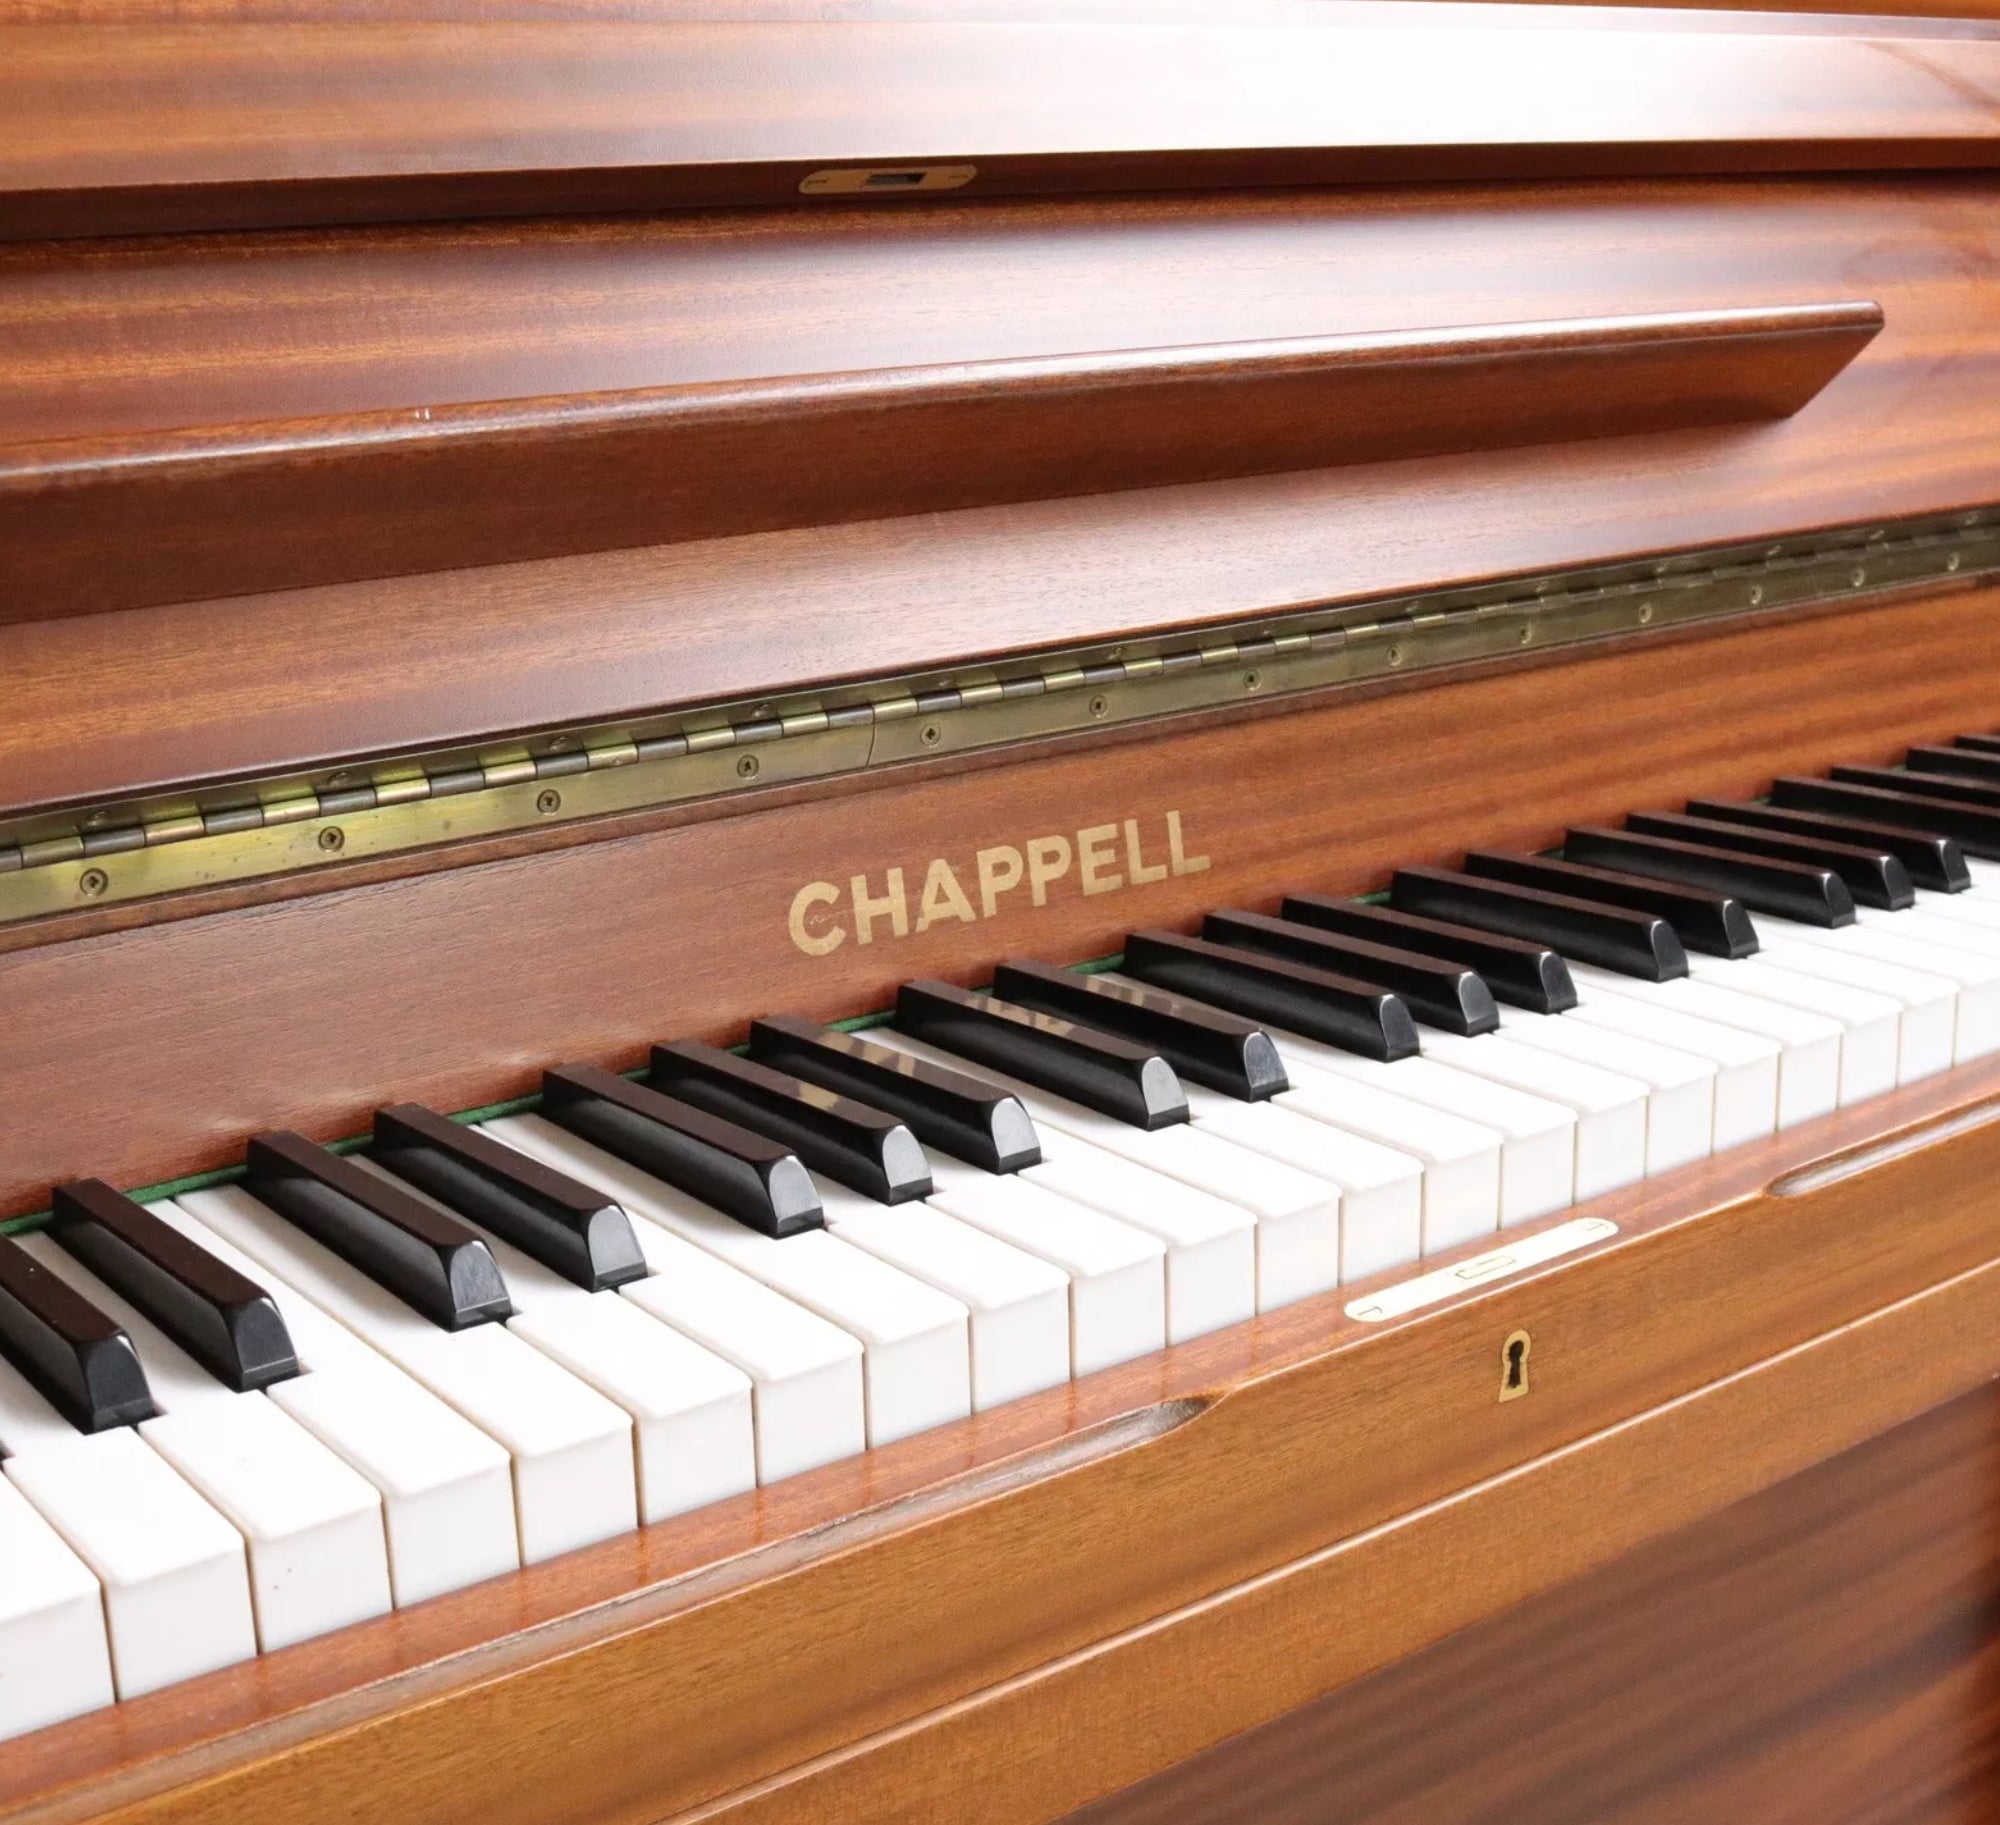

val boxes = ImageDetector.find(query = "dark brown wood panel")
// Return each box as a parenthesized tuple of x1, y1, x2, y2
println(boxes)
(1063, 1383, 2000, 1825)
(0, 578, 1990, 1217)
(3, 302, 1878, 623)
(10, 15, 2000, 240)
(3, 176, 1999, 808)
(12, 1052, 2000, 1825)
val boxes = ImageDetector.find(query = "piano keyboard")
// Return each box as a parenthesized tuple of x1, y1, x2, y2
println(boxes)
(9, 738, 2000, 1738)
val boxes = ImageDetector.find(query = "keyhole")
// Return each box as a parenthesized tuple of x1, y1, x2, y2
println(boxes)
(1499, 1330, 1532, 1403)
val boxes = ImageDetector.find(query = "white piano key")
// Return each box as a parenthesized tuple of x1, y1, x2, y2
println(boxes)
(918, 1173, 1167, 1377)
(19, 1234, 390, 1653)
(1856, 904, 2000, 956)
(179, 1186, 636, 1565)
(1271, 1035, 1575, 1227)
(1756, 914, 2000, 1061)
(354, 1155, 756, 1526)
(1905, 888, 2000, 931)
(0, 1472, 114, 1740)
(1492, 1009, 1715, 1172)
(817, 1186, 1071, 1407)
(488, 1116, 968, 1450)
(1683, 957, 1901, 1104)
(152, 1199, 520, 1604)
(1570, 966, 1841, 1128)
(0, 1365, 254, 1700)
(1556, 990, 1780, 1147)
(873, 1028, 1362, 1307)
(1177, 1090, 1424, 1283)
(1414, 1031, 1647, 1202)
(1738, 940, 1956, 1084)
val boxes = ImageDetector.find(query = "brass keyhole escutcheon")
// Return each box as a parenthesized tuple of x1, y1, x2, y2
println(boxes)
(1499, 1330, 1532, 1403)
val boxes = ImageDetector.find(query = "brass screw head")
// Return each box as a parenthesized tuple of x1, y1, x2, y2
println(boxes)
(317, 826, 345, 852)
(78, 868, 109, 899)
(535, 788, 563, 815)
(736, 753, 760, 778)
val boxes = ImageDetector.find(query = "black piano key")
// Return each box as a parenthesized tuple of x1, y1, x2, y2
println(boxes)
(991, 959, 1289, 1100)
(540, 1064, 823, 1238)
(895, 980, 1188, 1129)
(1461, 849, 1754, 958)
(48, 1179, 299, 1393)
(1392, 865, 1689, 980)
(1683, 797, 1971, 893)
(1906, 743, 2000, 787)
(1278, 894, 1578, 1014)
(648, 1040, 932, 1205)
(748, 1017, 1041, 1173)
(1623, 809, 1913, 910)
(1562, 825, 1855, 928)
(1829, 763, 2000, 809)
(1201, 907, 1499, 1036)
(245, 1131, 514, 1330)
(1770, 776, 2000, 859)
(371, 1104, 647, 1292)
(0, 1233, 155, 1433)
(1955, 733, 2000, 756)
(1120, 929, 1419, 1061)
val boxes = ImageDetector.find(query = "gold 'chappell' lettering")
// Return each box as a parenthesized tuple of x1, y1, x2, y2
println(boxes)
(786, 811, 1210, 955)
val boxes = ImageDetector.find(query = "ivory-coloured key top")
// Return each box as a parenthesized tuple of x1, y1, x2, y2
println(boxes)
(0, 1472, 113, 1739)
(50, 1179, 298, 1393)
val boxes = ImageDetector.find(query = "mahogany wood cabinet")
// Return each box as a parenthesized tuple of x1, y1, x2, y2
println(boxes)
(8, 6, 2000, 1823)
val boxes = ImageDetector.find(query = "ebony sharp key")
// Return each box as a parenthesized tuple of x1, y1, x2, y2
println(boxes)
(648, 1040, 932, 1204)
(1770, 776, 2000, 859)
(1683, 798, 1971, 893)
(1906, 744, 2000, 787)
(991, 959, 1289, 1100)
(895, 979, 1189, 1129)
(1201, 908, 1499, 1036)
(540, 1064, 824, 1238)
(1563, 825, 1855, 928)
(1460, 850, 1754, 957)
(49, 1179, 298, 1392)
(1393, 865, 1690, 980)
(1829, 763, 2000, 810)
(1623, 810, 1913, 910)
(1956, 733, 2000, 756)
(0, 1233, 155, 1432)
(747, 1017, 1041, 1173)
(372, 1104, 647, 1291)
(245, 1131, 514, 1330)
(1120, 930, 1420, 1061)
(1277, 894, 1579, 1014)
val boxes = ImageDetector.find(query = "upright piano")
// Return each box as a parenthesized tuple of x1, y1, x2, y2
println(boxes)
(10, 5, 2000, 1819)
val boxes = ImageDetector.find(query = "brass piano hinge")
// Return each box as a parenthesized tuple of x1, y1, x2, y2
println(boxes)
(4, 505, 1997, 925)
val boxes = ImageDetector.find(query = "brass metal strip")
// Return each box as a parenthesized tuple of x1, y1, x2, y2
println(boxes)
(4, 505, 1996, 925)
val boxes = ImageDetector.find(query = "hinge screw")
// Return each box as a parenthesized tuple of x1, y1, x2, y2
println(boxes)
(1088, 696, 1109, 719)
(535, 788, 563, 815)
(919, 724, 942, 748)
(317, 826, 345, 853)
(1386, 646, 1403, 668)
(736, 753, 761, 778)
(1518, 625, 1533, 645)
(1949, 553, 1964, 572)
(1637, 602, 1654, 624)
(78, 868, 108, 899)
(1243, 670, 1262, 692)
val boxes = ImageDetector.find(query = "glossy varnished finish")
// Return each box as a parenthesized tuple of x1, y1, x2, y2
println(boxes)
(0, 175, 1994, 804)
(11, 1059, 2000, 1823)
(1, 303, 1878, 624)
(1063, 1383, 2000, 1825)
(0, 580, 1993, 1215)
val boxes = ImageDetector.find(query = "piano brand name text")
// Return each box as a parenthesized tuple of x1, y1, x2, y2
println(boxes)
(787, 811, 1210, 957)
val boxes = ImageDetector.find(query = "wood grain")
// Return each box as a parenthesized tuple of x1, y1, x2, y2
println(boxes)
(12, 1056, 2000, 1824)
(1061, 1383, 2000, 1825)
(0, 579, 1992, 1218)
(2, 302, 1879, 624)
(12, 16, 2000, 240)
(0, 175, 1992, 806)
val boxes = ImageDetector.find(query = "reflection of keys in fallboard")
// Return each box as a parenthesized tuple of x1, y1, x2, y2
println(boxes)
(7, 736, 2000, 1737)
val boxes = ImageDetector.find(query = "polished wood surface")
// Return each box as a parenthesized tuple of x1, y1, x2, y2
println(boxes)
(1064, 1381, 2000, 1825)
(2, 176, 1997, 807)
(4, 302, 1878, 624)
(10, 1048, 2000, 1824)
(0, 577, 1989, 1219)
(11, 12, 2000, 241)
